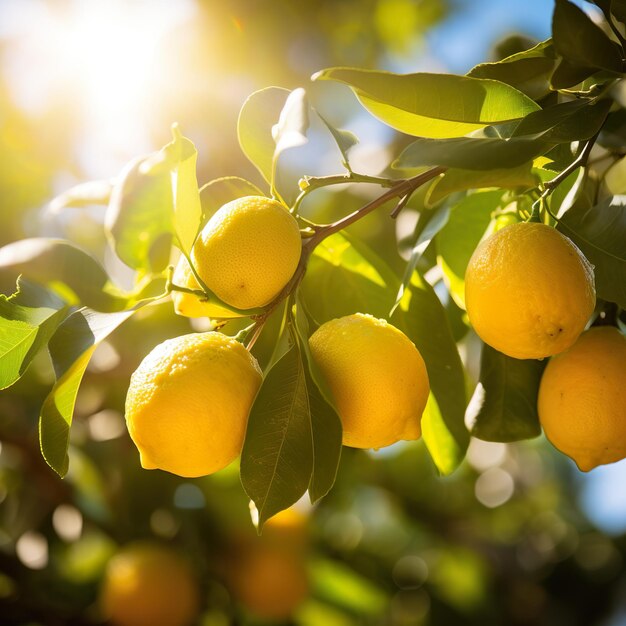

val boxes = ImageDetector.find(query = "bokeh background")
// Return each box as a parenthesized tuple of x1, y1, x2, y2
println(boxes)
(1, 0, 626, 624)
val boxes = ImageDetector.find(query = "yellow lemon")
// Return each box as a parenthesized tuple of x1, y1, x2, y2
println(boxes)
(538, 326, 626, 471)
(191, 195, 301, 312)
(100, 543, 199, 626)
(170, 255, 241, 319)
(309, 313, 429, 449)
(465, 222, 595, 359)
(125, 332, 262, 477)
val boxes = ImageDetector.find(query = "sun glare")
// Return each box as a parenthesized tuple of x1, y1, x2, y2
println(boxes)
(1, 0, 196, 173)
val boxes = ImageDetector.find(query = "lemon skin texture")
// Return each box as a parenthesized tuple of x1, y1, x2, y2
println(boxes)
(125, 332, 262, 477)
(465, 222, 595, 360)
(191, 195, 301, 311)
(309, 313, 430, 449)
(538, 326, 626, 471)
(171, 255, 242, 319)
(100, 543, 200, 626)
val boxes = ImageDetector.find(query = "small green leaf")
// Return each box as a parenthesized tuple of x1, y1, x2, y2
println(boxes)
(466, 343, 545, 442)
(436, 191, 504, 309)
(0, 238, 128, 312)
(105, 155, 174, 272)
(49, 180, 113, 212)
(557, 195, 626, 308)
(40, 308, 137, 476)
(394, 135, 551, 171)
(313, 67, 540, 138)
(391, 271, 469, 475)
(426, 164, 535, 207)
(316, 111, 359, 171)
(553, 0, 624, 72)
(199, 177, 264, 223)
(237, 86, 290, 187)
(0, 279, 68, 389)
(240, 343, 314, 529)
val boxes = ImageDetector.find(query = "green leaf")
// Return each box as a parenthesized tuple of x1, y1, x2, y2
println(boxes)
(49, 180, 113, 212)
(199, 177, 264, 223)
(312, 67, 540, 138)
(436, 191, 504, 309)
(240, 343, 314, 529)
(603, 155, 626, 194)
(549, 57, 597, 89)
(611, 0, 626, 24)
(557, 195, 626, 308)
(0, 238, 128, 312)
(552, 0, 624, 72)
(511, 98, 611, 142)
(316, 112, 359, 171)
(237, 86, 290, 187)
(0, 279, 68, 389)
(105, 155, 174, 272)
(426, 164, 535, 207)
(164, 125, 203, 255)
(293, 299, 342, 503)
(40, 307, 137, 476)
(466, 343, 545, 442)
(391, 271, 469, 475)
(272, 87, 309, 157)
(467, 40, 556, 95)
(394, 135, 551, 171)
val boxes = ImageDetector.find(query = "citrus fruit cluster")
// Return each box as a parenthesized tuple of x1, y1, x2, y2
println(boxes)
(124, 196, 430, 478)
(465, 221, 625, 470)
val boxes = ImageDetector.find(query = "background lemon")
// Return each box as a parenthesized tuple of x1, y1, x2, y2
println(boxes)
(100, 542, 199, 626)
(465, 222, 595, 359)
(125, 332, 262, 477)
(309, 313, 430, 449)
(191, 195, 301, 311)
(171, 254, 242, 319)
(538, 326, 626, 471)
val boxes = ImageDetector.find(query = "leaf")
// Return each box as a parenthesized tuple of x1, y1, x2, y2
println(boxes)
(316, 112, 359, 170)
(557, 195, 626, 308)
(240, 343, 314, 529)
(165, 125, 203, 255)
(426, 164, 535, 207)
(511, 98, 611, 142)
(552, 0, 624, 72)
(272, 87, 309, 157)
(549, 57, 597, 90)
(394, 135, 551, 171)
(391, 271, 469, 475)
(105, 155, 174, 272)
(0, 238, 128, 312)
(293, 299, 342, 503)
(237, 86, 290, 186)
(49, 180, 113, 212)
(466, 343, 545, 442)
(467, 40, 556, 94)
(436, 191, 504, 309)
(312, 67, 540, 138)
(40, 307, 137, 476)
(0, 279, 68, 389)
(611, 0, 626, 24)
(199, 177, 264, 223)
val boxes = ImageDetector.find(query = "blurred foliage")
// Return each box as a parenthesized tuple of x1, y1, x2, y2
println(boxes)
(1, 1, 626, 626)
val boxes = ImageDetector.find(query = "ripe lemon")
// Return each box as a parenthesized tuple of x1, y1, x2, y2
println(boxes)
(125, 332, 262, 477)
(190, 195, 301, 312)
(100, 543, 199, 626)
(538, 326, 626, 471)
(309, 313, 430, 449)
(231, 547, 309, 620)
(465, 222, 595, 359)
(170, 255, 241, 319)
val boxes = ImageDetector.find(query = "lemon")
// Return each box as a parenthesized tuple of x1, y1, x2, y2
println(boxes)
(309, 313, 429, 449)
(465, 222, 595, 359)
(190, 195, 301, 312)
(170, 254, 241, 319)
(538, 326, 626, 471)
(100, 543, 199, 626)
(125, 332, 262, 477)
